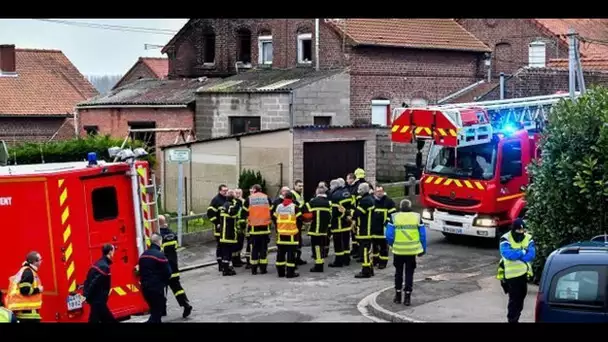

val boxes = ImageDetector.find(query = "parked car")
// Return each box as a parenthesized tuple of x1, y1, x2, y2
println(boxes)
(535, 235, 608, 322)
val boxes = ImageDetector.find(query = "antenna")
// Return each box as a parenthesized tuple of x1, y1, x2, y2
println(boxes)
(144, 44, 164, 50)
(0, 140, 7, 166)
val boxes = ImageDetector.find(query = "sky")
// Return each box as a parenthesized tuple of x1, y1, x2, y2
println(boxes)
(0, 19, 189, 76)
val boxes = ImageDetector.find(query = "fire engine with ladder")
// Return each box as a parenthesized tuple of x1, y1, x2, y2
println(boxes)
(390, 92, 580, 240)
(0, 144, 160, 322)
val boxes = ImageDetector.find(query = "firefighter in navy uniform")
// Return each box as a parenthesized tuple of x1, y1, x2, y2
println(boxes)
(5, 251, 44, 323)
(219, 190, 241, 276)
(157, 215, 193, 318)
(328, 178, 354, 267)
(347, 171, 366, 260)
(207, 184, 228, 272)
(244, 184, 274, 275)
(138, 233, 172, 323)
(234, 189, 247, 268)
(353, 183, 376, 278)
(306, 187, 333, 272)
(83, 244, 118, 323)
(273, 192, 303, 278)
(291, 180, 307, 266)
(371, 185, 396, 269)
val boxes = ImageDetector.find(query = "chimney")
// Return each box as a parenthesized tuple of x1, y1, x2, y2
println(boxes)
(0, 44, 16, 74)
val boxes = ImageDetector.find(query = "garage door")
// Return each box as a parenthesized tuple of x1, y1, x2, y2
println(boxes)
(302, 140, 365, 200)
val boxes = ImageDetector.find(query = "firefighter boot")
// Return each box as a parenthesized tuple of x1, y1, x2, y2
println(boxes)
(177, 291, 193, 318)
(277, 266, 286, 278)
(355, 267, 372, 279)
(403, 292, 412, 306)
(223, 266, 236, 276)
(245, 257, 252, 269)
(251, 265, 258, 275)
(286, 267, 300, 278)
(259, 264, 268, 274)
(393, 290, 402, 304)
(310, 264, 324, 273)
(342, 254, 351, 266)
(295, 251, 307, 266)
(328, 257, 343, 268)
(232, 256, 244, 268)
(218, 260, 224, 272)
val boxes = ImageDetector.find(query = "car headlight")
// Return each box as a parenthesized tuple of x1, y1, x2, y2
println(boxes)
(422, 208, 433, 220)
(474, 217, 497, 227)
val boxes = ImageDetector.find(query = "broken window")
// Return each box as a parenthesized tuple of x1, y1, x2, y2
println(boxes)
(129, 121, 156, 153)
(237, 29, 252, 64)
(298, 33, 313, 64)
(203, 32, 216, 64)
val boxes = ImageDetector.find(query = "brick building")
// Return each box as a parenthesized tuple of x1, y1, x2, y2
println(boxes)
(0, 44, 98, 144)
(113, 57, 169, 89)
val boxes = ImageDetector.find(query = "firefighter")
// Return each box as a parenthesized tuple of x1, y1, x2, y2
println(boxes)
(5, 251, 44, 323)
(273, 192, 303, 278)
(353, 183, 375, 278)
(138, 233, 172, 323)
(207, 184, 228, 272)
(315, 184, 331, 258)
(83, 244, 118, 323)
(158, 215, 193, 318)
(328, 178, 354, 267)
(291, 179, 307, 266)
(498, 218, 536, 323)
(244, 184, 273, 275)
(234, 188, 247, 268)
(385, 199, 426, 306)
(219, 189, 241, 276)
(0, 292, 17, 323)
(346, 173, 361, 260)
(306, 186, 332, 272)
(371, 185, 396, 269)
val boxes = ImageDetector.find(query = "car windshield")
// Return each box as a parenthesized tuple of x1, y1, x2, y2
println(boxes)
(425, 142, 497, 180)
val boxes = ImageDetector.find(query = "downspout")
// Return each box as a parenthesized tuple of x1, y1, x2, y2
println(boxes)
(74, 107, 80, 137)
(315, 19, 320, 71)
(499, 72, 505, 100)
(289, 91, 294, 131)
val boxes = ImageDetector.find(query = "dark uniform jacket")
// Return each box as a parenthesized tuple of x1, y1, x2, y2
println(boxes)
(371, 195, 397, 238)
(83, 256, 112, 305)
(330, 186, 355, 233)
(220, 199, 241, 244)
(236, 198, 247, 235)
(159, 226, 180, 277)
(354, 193, 375, 239)
(207, 194, 227, 237)
(138, 244, 171, 293)
(17, 263, 41, 297)
(305, 194, 332, 236)
(348, 178, 367, 217)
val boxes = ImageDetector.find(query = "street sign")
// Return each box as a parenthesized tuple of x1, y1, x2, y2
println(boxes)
(169, 149, 190, 163)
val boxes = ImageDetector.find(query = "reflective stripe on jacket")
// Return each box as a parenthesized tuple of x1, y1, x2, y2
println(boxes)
(498, 232, 533, 280)
(391, 212, 424, 256)
(275, 203, 300, 237)
(5, 266, 43, 313)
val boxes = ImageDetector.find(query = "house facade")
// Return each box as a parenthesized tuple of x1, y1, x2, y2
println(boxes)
(113, 57, 169, 89)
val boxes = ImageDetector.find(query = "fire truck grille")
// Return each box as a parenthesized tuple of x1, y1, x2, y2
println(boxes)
(429, 195, 481, 207)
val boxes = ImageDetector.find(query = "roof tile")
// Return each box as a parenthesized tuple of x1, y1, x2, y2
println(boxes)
(533, 19, 608, 57)
(140, 57, 169, 78)
(548, 57, 608, 71)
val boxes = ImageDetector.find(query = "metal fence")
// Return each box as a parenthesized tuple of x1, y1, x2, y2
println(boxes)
(166, 213, 213, 236)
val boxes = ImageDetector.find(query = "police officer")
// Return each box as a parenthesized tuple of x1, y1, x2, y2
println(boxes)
(385, 199, 426, 306)
(5, 251, 44, 323)
(233, 188, 247, 268)
(371, 185, 396, 269)
(498, 218, 535, 323)
(83, 244, 117, 323)
(353, 183, 375, 278)
(207, 184, 228, 272)
(273, 192, 303, 278)
(219, 190, 241, 276)
(328, 178, 354, 267)
(0, 293, 16, 323)
(306, 186, 333, 272)
(158, 215, 193, 318)
(244, 184, 273, 275)
(138, 233, 172, 323)
(291, 180, 307, 266)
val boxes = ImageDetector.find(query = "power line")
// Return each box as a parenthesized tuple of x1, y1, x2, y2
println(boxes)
(33, 19, 179, 36)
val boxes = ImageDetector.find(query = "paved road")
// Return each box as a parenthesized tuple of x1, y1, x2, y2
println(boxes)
(132, 231, 500, 322)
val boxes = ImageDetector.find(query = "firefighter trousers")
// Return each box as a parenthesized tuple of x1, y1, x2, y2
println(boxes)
(250, 234, 269, 266)
(142, 289, 166, 323)
(295, 231, 304, 261)
(394, 255, 416, 292)
(331, 231, 351, 265)
(88, 302, 117, 323)
(167, 274, 190, 307)
(372, 237, 389, 267)
(351, 231, 360, 257)
(276, 244, 297, 277)
(220, 242, 237, 268)
(215, 235, 221, 265)
(358, 239, 373, 275)
(310, 236, 326, 266)
(244, 236, 252, 263)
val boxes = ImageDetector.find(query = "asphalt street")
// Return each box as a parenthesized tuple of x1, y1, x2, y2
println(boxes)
(133, 231, 501, 322)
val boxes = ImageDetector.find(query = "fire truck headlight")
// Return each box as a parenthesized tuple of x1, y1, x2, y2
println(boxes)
(474, 217, 497, 227)
(133, 148, 148, 158)
(422, 208, 433, 220)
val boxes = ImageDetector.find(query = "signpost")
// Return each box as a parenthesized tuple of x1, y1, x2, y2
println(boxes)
(169, 149, 191, 246)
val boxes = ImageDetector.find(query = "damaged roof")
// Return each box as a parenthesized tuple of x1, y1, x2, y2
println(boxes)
(196, 68, 346, 94)
(78, 77, 223, 107)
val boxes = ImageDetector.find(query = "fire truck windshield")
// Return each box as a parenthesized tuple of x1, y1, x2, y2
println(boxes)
(425, 142, 497, 180)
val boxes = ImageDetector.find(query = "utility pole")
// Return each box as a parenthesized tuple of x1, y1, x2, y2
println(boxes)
(567, 28, 586, 99)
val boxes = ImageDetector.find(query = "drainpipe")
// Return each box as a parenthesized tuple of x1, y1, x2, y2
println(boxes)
(73, 107, 80, 137)
(499, 72, 505, 100)
(315, 19, 320, 71)
(289, 91, 294, 131)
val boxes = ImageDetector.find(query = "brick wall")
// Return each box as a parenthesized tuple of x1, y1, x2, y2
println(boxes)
(0, 117, 70, 144)
(292, 71, 351, 126)
(113, 62, 157, 89)
(457, 19, 568, 76)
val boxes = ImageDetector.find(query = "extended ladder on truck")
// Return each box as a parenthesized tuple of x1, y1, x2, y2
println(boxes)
(390, 92, 581, 148)
(136, 165, 160, 244)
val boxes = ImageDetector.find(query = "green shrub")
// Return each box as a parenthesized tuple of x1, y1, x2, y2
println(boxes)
(238, 169, 267, 198)
(526, 86, 608, 282)
(5, 135, 155, 167)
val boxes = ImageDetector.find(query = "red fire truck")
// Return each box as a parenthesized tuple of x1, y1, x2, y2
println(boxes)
(390, 93, 578, 240)
(0, 145, 158, 322)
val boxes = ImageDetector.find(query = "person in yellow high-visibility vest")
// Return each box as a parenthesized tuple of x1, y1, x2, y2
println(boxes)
(385, 199, 427, 306)
(5, 252, 44, 323)
(0, 292, 17, 323)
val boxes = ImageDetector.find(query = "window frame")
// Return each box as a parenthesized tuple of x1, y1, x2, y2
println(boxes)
(297, 33, 313, 65)
(371, 99, 391, 126)
(84, 125, 99, 136)
(237, 30, 252, 66)
(500, 140, 523, 178)
(229, 116, 262, 135)
(258, 35, 273, 65)
(528, 41, 546, 68)
(547, 264, 607, 312)
(313, 116, 332, 126)
(203, 32, 216, 66)
(91, 186, 119, 222)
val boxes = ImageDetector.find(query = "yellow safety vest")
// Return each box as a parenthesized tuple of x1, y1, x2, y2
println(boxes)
(498, 232, 533, 280)
(391, 212, 424, 256)
(0, 307, 13, 323)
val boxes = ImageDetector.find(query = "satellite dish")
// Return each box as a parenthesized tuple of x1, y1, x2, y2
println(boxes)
(0, 140, 8, 166)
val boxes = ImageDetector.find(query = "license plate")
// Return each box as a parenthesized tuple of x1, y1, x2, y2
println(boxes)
(67, 294, 84, 311)
(443, 227, 463, 234)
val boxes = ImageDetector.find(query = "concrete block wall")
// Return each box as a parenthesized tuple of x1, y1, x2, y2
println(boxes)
(375, 130, 430, 182)
(292, 72, 351, 126)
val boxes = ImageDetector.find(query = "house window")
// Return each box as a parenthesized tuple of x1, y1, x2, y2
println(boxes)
(203, 32, 216, 64)
(314, 116, 331, 126)
(258, 35, 273, 65)
(84, 125, 99, 136)
(529, 41, 546, 68)
(237, 29, 252, 65)
(297, 33, 313, 64)
(549, 266, 605, 308)
(92, 186, 119, 221)
(129, 121, 156, 152)
(371, 99, 391, 126)
(230, 116, 261, 135)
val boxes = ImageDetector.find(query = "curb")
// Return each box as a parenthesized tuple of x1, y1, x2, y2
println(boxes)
(363, 285, 426, 323)
(180, 246, 278, 273)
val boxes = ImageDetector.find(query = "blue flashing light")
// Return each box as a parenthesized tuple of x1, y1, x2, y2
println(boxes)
(87, 152, 98, 166)
(501, 123, 517, 135)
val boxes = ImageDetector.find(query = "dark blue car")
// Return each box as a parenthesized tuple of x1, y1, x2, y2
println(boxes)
(535, 235, 608, 322)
